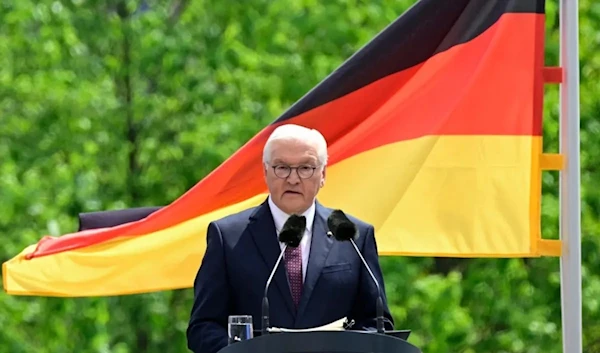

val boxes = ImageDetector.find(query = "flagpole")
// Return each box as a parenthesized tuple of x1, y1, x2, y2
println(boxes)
(559, 0, 582, 352)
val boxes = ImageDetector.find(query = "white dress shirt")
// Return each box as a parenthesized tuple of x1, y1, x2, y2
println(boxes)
(268, 196, 314, 282)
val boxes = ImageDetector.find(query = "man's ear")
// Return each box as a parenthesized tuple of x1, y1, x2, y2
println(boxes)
(320, 166, 326, 187)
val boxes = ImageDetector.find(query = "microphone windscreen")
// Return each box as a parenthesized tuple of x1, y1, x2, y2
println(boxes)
(278, 214, 306, 247)
(327, 210, 358, 241)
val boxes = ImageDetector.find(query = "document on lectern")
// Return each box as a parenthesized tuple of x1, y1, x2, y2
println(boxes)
(268, 317, 347, 333)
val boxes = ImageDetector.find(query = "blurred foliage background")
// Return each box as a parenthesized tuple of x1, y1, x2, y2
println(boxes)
(1, 0, 599, 352)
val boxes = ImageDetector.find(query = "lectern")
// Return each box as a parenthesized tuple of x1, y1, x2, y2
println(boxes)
(217, 330, 422, 353)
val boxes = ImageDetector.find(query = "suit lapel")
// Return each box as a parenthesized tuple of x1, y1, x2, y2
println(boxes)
(248, 200, 296, 317)
(296, 203, 333, 322)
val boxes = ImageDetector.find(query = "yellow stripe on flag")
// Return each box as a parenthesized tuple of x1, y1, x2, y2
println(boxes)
(3, 135, 552, 297)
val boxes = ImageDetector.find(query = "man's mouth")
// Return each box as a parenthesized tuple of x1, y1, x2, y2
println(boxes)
(284, 191, 302, 196)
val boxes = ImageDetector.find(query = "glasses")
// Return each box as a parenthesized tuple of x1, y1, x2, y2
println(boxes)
(271, 164, 319, 179)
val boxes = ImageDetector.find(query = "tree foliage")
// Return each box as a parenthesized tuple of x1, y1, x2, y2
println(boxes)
(1, 0, 598, 352)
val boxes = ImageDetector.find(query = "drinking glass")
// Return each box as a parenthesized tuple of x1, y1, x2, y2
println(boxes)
(228, 315, 254, 344)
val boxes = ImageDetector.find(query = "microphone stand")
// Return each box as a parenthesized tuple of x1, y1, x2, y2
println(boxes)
(262, 244, 288, 335)
(348, 238, 385, 334)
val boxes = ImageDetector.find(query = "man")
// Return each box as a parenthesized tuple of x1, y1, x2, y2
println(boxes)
(186, 124, 394, 353)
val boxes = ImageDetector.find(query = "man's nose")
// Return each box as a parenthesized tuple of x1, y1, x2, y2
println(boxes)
(286, 170, 301, 184)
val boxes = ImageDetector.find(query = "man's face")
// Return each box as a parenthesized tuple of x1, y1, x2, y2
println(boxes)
(264, 138, 326, 215)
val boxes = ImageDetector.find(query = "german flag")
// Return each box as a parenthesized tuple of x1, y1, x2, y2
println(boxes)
(3, 0, 561, 297)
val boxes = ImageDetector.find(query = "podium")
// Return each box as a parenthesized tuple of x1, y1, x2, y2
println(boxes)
(217, 330, 422, 353)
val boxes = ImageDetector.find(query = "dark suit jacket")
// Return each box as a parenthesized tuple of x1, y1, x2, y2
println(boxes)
(186, 199, 394, 353)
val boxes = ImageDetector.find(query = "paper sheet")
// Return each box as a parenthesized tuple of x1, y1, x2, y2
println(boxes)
(268, 317, 347, 333)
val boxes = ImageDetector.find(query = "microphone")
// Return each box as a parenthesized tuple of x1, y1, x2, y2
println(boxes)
(327, 209, 385, 334)
(262, 214, 306, 335)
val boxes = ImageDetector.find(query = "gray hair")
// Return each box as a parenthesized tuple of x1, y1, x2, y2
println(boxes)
(262, 124, 328, 166)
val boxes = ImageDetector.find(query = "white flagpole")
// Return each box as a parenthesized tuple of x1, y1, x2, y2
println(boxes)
(559, 0, 582, 352)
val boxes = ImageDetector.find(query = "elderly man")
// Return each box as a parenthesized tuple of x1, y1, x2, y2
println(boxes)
(186, 124, 393, 353)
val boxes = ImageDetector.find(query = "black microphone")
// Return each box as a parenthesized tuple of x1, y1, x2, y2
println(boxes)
(327, 209, 385, 334)
(262, 214, 306, 335)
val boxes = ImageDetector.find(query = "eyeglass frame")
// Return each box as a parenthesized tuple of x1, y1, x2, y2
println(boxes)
(266, 163, 322, 179)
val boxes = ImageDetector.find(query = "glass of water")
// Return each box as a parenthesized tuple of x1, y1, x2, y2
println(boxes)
(228, 315, 254, 345)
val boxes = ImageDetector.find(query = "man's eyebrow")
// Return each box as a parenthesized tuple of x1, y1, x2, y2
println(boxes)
(271, 158, 317, 165)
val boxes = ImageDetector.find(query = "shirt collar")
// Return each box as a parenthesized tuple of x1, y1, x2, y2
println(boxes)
(268, 195, 315, 234)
